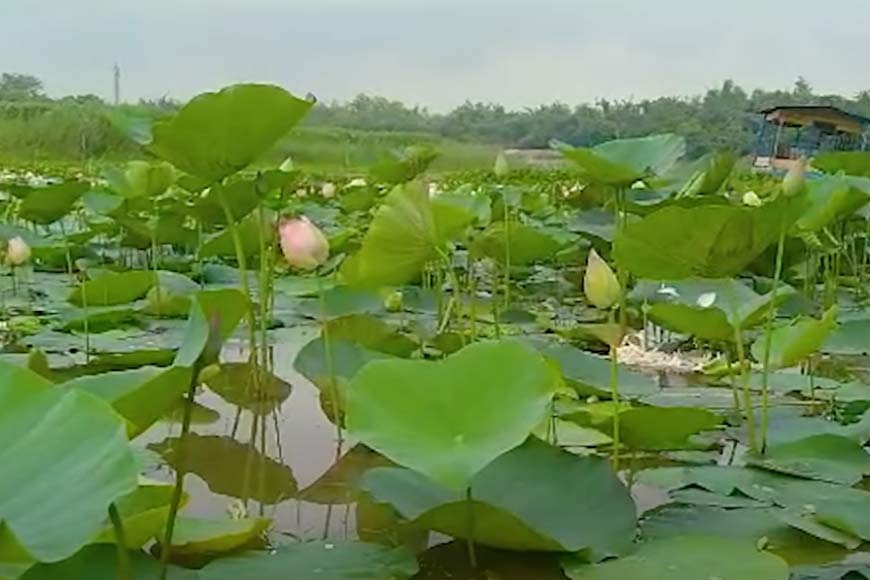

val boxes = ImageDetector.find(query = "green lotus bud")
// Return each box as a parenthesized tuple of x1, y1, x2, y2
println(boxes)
(583, 249, 621, 310)
(782, 158, 807, 197)
(384, 290, 403, 312)
(494, 151, 510, 178)
(742, 191, 762, 207)
(279, 156, 295, 172)
(197, 363, 221, 384)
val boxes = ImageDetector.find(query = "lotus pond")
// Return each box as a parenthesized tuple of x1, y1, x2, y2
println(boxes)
(3, 84, 870, 580)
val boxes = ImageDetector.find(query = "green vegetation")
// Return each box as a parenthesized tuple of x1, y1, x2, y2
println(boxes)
(4, 72, 870, 167)
(2, 82, 870, 580)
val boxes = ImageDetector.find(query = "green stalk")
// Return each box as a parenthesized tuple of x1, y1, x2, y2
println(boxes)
(465, 487, 478, 569)
(759, 227, 786, 452)
(81, 278, 90, 364)
(503, 205, 512, 309)
(218, 190, 258, 360)
(609, 332, 621, 470)
(108, 503, 132, 580)
(151, 200, 162, 317)
(469, 265, 477, 342)
(318, 276, 343, 447)
(158, 377, 198, 580)
(733, 323, 758, 454)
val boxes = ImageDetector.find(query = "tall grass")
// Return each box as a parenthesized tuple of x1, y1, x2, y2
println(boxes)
(0, 103, 500, 173)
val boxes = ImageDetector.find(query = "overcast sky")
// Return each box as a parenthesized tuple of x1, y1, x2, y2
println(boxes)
(1, 0, 867, 110)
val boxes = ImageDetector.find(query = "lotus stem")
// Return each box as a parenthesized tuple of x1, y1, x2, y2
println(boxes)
(108, 503, 132, 580)
(217, 189, 259, 362)
(158, 376, 198, 580)
(465, 486, 478, 569)
(81, 278, 90, 364)
(318, 275, 343, 448)
(609, 335, 621, 471)
(733, 323, 758, 454)
(759, 227, 786, 452)
(503, 204, 512, 309)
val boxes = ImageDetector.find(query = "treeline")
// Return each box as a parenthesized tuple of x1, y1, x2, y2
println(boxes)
(2, 71, 870, 161)
(308, 78, 870, 156)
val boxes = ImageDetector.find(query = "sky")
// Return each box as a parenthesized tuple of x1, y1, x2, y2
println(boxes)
(1, 0, 868, 111)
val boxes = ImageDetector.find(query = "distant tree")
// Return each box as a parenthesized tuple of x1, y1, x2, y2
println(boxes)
(0, 73, 44, 101)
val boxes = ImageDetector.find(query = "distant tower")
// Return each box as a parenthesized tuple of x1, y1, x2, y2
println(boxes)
(113, 63, 121, 105)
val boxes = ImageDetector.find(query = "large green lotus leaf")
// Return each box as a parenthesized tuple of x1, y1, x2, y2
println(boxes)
(104, 161, 175, 199)
(174, 289, 249, 367)
(562, 535, 788, 580)
(64, 366, 193, 437)
(295, 286, 384, 320)
(347, 339, 556, 490)
(560, 134, 686, 186)
(147, 84, 313, 183)
(815, 501, 870, 542)
(412, 541, 567, 580)
(204, 362, 291, 415)
(323, 314, 417, 357)
(613, 194, 807, 279)
(637, 465, 870, 512)
(294, 338, 394, 397)
(0, 362, 138, 573)
(198, 210, 273, 260)
(759, 412, 870, 446)
(536, 342, 658, 398)
(823, 315, 870, 355)
(566, 209, 618, 242)
(813, 151, 870, 177)
(471, 221, 565, 266)
(797, 174, 870, 232)
(341, 182, 441, 288)
(162, 517, 269, 556)
(299, 445, 393, 505)
(640, 504, 856, 563)
(18, 181, 90, 225)
(675, 151, 737, 196)
(68, 271, 157, 307)
(194, 181, 260, 225)
(18, 545, 197, 580)
(363, 437, 636, 555)
(630, 278, 795, 341)
(792, 563, 870, 580)
(748, 434, 870, 485)
(147, 434, 297, 505)
(751, 306, 838, 369)
(585, 406, 721, 451)
(370, 145, 438, 184)
(92, 483, 180, 548)
(198, 542, 418, 580)
(60, 306, 141, 334)
(432, 188, 491, 226)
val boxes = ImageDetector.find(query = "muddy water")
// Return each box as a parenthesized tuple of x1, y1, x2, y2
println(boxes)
(139, 324, 666, 549)
(141, 325, 357, 538)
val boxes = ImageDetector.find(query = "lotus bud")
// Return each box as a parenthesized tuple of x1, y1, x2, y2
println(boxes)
(384, 290, 403, 312)
(742, 191, 762, 207)
(321, 182, 336, 199)
(295, 187, 307, 198)
(278, 217, 330, 271)
(494, 151, 510, 177)
(5, 237, 31, 267)
(583, 249, 621, 310)
(348, 177, 367, 188)
(279, 156, 295, 172)
(782, 158, 807, 197)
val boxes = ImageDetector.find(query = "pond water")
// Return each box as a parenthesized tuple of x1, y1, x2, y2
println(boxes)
(7, 270, 870, 578)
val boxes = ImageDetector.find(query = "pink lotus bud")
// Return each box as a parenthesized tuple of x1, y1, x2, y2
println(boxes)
(5, 237, 31, 267)
(278, 217, 329, 270)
